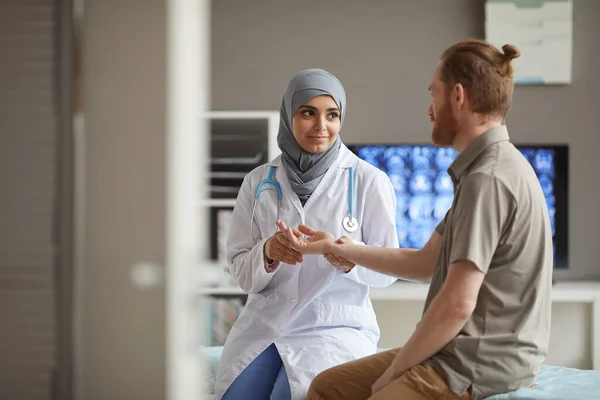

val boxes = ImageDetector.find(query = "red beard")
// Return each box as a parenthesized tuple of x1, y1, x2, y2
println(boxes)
(431, 101, 458, 147)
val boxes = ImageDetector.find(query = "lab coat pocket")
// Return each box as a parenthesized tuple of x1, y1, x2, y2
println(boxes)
(228, 292, 270, 338)
(244, 291, 271, 320)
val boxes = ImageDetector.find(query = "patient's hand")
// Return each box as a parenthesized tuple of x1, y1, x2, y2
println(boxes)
(325, 236, 356, 273)
(276, 221, 335, 254)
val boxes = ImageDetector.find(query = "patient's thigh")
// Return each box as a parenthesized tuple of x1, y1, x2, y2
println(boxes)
(368, 365, 469, 400)
(308, 348, 400, 400)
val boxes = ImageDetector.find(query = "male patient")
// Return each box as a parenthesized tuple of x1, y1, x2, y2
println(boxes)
(277, 39, 553, 400)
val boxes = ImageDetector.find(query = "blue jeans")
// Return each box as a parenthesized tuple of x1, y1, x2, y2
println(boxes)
(222, 343, 291, 400)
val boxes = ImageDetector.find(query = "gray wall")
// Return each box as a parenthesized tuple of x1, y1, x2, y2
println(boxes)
(211, 0, 600, 279)
(80, 1, 167, 399)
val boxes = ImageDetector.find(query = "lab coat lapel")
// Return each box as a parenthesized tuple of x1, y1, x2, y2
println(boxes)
(271, 160, 304, 217)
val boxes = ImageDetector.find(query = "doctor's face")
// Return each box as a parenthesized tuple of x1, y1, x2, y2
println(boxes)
(292, 95, 341, 154)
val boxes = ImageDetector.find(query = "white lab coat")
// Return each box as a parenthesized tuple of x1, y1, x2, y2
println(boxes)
(214, 144, 398, 400)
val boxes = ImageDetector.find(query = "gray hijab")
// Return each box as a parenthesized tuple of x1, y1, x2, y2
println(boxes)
(277, 69, 346, 205)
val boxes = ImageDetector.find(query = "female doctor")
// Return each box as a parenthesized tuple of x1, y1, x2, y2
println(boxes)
(215, 69, 398, 400)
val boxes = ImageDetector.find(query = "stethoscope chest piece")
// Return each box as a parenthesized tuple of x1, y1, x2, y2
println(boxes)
(342, 216, 358, 233)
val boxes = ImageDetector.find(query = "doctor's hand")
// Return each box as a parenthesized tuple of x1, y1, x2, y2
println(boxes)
(276, 221, 335, 255)
(264, 230, 304, 265)
(325, 236, 356, 273)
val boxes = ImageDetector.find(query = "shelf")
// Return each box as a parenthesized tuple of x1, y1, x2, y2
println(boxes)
(201, 110, 279, 120)
(210, 172, 248, 179)
(371, 281, 600, 303)
(198, 285, 245, 296)
(200, 199, 237, 207)
(200, 110, 280, 163)
(196, 281, 600, 303)
(369, 282, 429, 301)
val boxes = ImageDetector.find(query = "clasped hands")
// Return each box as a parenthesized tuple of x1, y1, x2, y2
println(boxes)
(277, 221, 355, 273)
(268, 220, 355, 273)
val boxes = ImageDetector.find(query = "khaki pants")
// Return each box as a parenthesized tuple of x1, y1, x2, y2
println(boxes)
(308, 348, 470, 400)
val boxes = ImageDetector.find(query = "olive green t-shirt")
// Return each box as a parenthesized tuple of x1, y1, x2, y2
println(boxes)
(424, 126, 553, 400)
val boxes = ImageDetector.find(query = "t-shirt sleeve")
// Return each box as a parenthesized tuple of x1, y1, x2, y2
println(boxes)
(435, 214, 446, 236)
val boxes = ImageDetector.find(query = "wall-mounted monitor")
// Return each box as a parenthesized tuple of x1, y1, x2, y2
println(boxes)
(347, 144, 569, 268)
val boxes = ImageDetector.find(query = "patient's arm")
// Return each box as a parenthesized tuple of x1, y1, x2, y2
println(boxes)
(277, 221, 441, 283)
(387, 260, 484, 377)
(332, 231, 441, 282)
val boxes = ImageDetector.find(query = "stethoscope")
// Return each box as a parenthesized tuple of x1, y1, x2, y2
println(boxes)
(250, 165, 359, 239)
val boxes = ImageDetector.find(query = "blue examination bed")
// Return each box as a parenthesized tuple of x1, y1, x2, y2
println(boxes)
(200, 346, 600, 399)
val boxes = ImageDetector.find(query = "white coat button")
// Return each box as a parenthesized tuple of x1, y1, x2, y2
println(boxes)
(290, 298, 297, 303)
